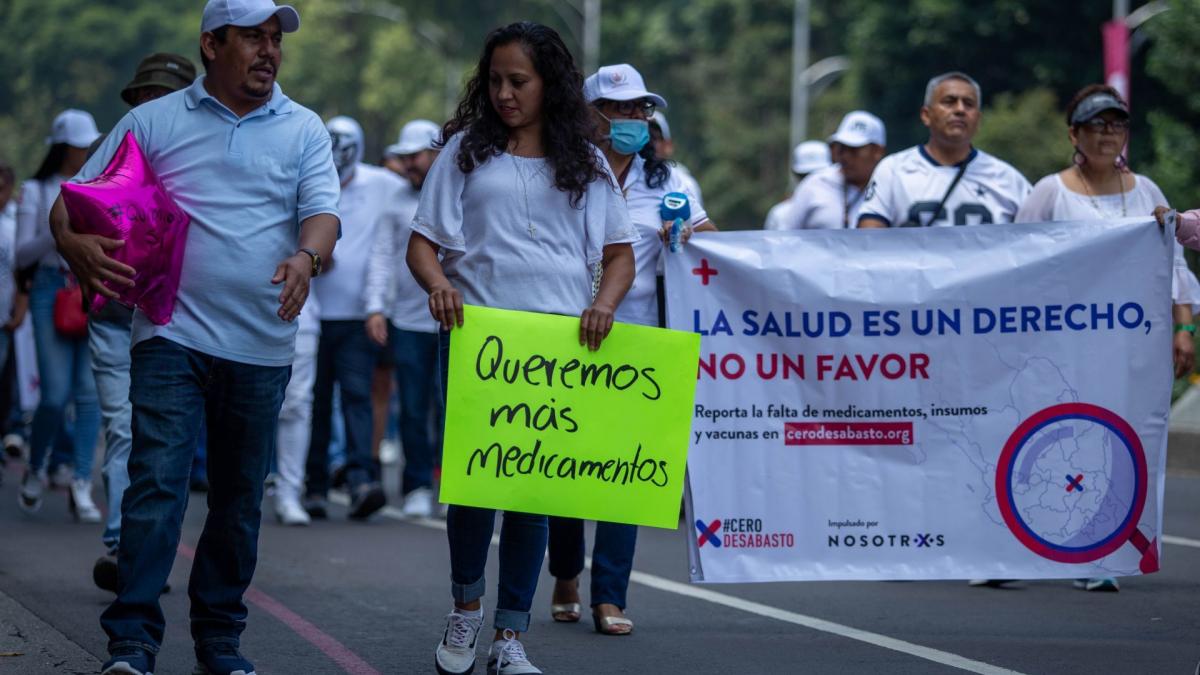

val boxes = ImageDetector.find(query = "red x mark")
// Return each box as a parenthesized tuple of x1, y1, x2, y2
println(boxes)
(696, 519, 722, 548)
(1066, 474, 1084, 492)
(693, 258, 718, 285)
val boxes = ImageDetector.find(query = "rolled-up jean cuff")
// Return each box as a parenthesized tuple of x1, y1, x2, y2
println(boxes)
(494, 608, 531, 633)
(196, 635, 240, 650)
(109, 639, 158, 656)
(451, 576, 487, 605)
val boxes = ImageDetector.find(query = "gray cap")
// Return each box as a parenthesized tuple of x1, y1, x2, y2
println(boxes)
(1070, 92, 1128, 126)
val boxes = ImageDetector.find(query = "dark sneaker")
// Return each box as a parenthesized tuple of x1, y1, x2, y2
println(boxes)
(302, 495, 329, 520)
(94, 554, 119, 593)
(348, 483, 386, 521)
(102, 647, 155, 674)
(193, 643, 256, 675)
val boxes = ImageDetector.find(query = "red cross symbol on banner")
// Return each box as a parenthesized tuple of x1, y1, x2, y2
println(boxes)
(693, 258, 718, 285)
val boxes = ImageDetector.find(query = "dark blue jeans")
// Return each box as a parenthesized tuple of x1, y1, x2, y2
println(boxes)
(547, 518, 638, 609)
(388, 325, 441, 495)
(440, 331, 547, 632)
(306, 320, 379, 496)
(100, 338, 290, 654)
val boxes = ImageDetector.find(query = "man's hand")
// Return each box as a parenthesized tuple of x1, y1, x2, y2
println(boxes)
(271, 252, 312, 322)
(55, 230, 135, 301)
(366, 313, 389, 346)
(4, 293, 28, 332)
(1174, 329, 1195, 380)
(428, 283, 463, 331)
(579, 301, 616, 352)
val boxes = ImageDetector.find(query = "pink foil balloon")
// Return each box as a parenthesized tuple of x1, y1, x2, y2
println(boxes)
(60, 131, 189, 325)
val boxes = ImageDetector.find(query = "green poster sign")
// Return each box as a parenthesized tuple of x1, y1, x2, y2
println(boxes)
(439, 305, 700, 529)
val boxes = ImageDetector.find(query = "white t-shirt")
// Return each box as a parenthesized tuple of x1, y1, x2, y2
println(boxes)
(857, 146, 1031, 228)
(763, 198, 794, 231)
(784, 164, 862, 230)
(673, 163, 705, 211)
(0, 201, 16, 322)
(412, 133, 638, 317)
(617, 155, 708, 326)
(1017, 172, 1200, 307)
(363, 177, 434, 333)
(313, 163, 407, 321)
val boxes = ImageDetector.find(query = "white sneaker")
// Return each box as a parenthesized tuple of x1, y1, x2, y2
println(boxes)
(379, 438, 401, 465)
(436, 611, 482, 675)
(18, 470, 43, 513)
(487, 630, 541, 675)
(2, 433, 27, 461)
(275, 495, 312, 526)
(70, 478, 102, 523)
(402, 487, 435, 519)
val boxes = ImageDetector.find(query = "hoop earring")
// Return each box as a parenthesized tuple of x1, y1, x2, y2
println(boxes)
(1072, 148, 1086, 167)
(1114, 154, 1128, 170)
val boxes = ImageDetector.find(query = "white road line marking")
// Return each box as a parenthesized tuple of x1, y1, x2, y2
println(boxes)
(327, 496, 1026, 675)
(1164, 534, 1200, 549)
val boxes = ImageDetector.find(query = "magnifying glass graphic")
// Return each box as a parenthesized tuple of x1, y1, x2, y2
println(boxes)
(996, 403, 1158, 573)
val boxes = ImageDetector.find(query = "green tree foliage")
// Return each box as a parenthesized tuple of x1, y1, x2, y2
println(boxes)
(973, 88, 1073, 185)
(1144, 0, 1200, 209)
(0, 0, 1195, 231)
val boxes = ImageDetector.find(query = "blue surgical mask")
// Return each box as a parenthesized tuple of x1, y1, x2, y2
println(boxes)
(608, 118, 650, 155)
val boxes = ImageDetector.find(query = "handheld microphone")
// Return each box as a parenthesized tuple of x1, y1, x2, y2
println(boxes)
(660, 192, 691, 253)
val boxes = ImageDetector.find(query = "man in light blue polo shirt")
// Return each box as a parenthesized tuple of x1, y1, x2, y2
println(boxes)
(49, 2, 339, 674)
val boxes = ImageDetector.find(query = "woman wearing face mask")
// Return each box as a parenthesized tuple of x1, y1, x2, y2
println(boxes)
(543, 64, 718, 637)
(1016, 85, 1198, 592)
(14, 110, 104, 522)
(407, 23, 637, 675)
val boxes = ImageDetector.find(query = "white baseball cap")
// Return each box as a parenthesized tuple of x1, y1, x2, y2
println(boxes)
(583, 64, 667, 109)
(201, 0, 300, 34)
(792, 140, 832, 174)
(828, 110, 886, 148)
(47, 109, 101, 148)
(386, 120, 441, 156)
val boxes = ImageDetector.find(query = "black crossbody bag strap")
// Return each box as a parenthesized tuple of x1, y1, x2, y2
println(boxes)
(901, 156, 971, 227)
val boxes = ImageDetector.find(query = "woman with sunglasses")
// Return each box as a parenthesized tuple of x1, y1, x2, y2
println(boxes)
(544, 64, 717, 637)
(1016, 85, 1198, 592)
(408, 23, 636, 675)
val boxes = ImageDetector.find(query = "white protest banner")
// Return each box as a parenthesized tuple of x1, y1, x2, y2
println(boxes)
(667, 219, 1173, 583)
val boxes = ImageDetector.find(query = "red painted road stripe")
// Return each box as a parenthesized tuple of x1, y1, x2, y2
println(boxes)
(177, 543, 382, 675)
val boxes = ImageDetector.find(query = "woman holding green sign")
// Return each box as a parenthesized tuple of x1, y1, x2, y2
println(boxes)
(406, 21, 637, 675)
(544, 64, 718, 637)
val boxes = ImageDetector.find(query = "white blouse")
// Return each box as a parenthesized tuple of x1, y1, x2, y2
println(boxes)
(412, 133, 637, 317)
(1017, 172, 1200, 308)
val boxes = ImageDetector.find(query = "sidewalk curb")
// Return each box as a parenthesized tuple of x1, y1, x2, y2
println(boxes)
(0, 586, 100, 674)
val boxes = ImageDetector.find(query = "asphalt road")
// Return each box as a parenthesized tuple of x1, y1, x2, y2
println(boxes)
(0, 458, 1198, 675)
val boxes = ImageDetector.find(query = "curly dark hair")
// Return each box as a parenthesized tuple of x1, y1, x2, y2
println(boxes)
(439, 22, 610, 207)
(1065, 84, 1127, 128)
(636, 135, 670, 190)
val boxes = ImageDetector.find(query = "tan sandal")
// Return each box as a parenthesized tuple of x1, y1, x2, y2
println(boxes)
(550, 602, 582, 623)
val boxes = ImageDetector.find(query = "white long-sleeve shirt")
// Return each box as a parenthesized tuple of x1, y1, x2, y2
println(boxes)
(362, 178, 434, 333)
(15, 176, 67, 270)
(312, 163, 407, 322)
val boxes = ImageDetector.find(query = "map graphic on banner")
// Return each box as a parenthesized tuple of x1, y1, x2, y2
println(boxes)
(667, 219, 1172, 583)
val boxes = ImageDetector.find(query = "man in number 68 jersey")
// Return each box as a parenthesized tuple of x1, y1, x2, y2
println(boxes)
(857, 72, 1031, 229)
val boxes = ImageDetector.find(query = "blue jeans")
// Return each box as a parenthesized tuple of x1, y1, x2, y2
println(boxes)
(89, 307, 134, 552)
(29, 266, 100, 479)
(440, 331, 546, 632)
(389, 325, 441, 494)
(306, 320, 378, 495)
(100, 338, 289, 654)
(547, 518, 638, 609)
